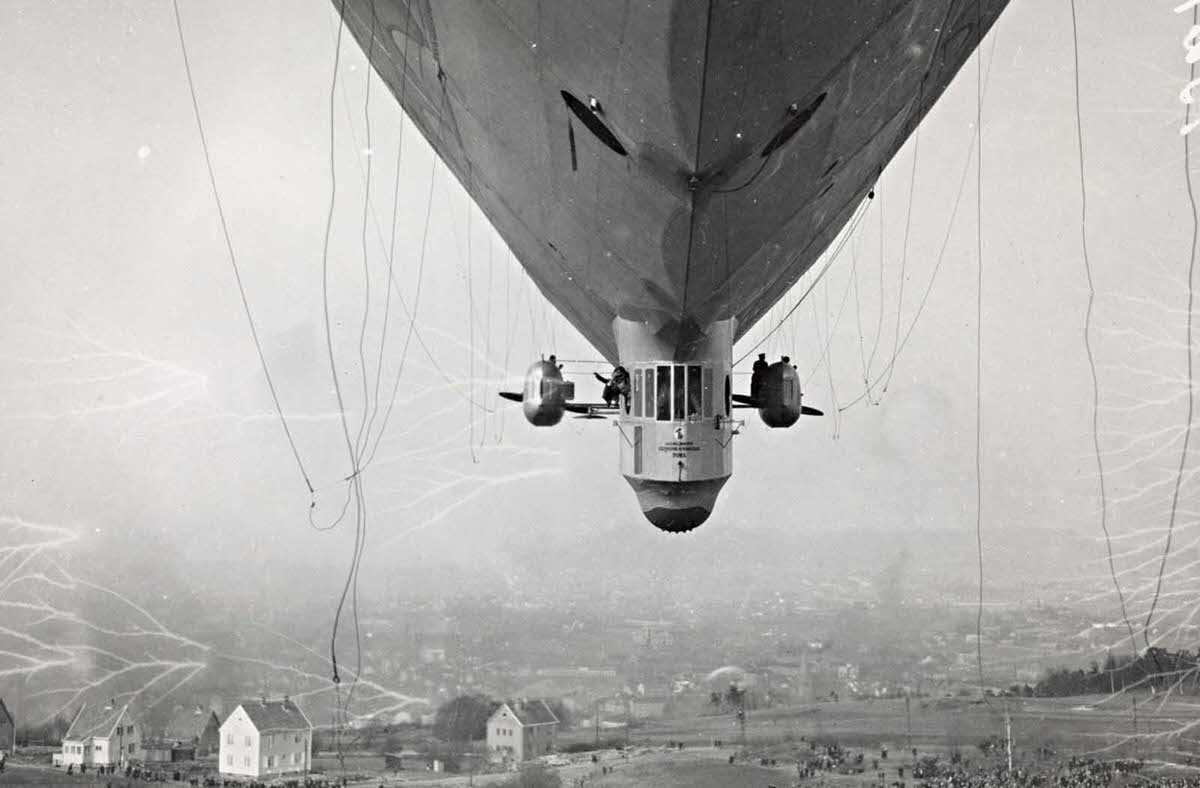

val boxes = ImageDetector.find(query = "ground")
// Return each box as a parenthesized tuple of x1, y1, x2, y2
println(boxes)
(8, 696, 1200, 787)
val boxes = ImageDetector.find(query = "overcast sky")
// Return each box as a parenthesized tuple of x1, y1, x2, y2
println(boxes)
(3, 0, 1200, 698)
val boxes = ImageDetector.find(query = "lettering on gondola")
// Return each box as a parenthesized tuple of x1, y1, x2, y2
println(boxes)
(659, 441, 700, 459)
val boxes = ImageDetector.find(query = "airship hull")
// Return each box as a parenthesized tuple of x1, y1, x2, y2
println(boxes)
(336, 0, 1007, 361)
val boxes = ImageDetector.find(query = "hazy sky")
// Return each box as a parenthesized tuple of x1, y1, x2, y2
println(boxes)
(3, 0, 1200, 712)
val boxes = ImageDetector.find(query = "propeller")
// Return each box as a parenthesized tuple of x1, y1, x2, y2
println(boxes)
(498, 392, 523, 403)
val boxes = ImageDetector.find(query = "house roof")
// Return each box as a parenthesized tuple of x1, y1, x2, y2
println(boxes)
(491, 700, 558, 727)
(232, 699, 311, 733)
(65, 702, 129, 741)
(164, 706, 217, 742)
(0, 698, 12, 726)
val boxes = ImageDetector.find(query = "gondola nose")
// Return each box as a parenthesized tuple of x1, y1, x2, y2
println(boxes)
(641, 505, 713, 533)
(625, 476, 728, 533)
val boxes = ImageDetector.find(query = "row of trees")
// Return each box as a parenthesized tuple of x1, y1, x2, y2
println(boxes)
(1035, 648, 1200, 697)
(16, 715, 72, 746)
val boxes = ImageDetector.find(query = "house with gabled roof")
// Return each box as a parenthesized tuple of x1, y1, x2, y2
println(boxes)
(0, 697, 14, 755)
(486, 699, 559, 762)
(218, 697, 311, 779)
(164, 705, 220, 757)
(60, 700, 140, 768)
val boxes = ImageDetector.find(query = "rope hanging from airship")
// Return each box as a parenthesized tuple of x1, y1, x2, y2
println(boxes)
(881, 131, 922, 394)
(170, 0, 317, 502)
(973, 0, 988, 703)
(836, 27, 1002, 414)
(1067, 0, 1137, 660)
(865, 178, 888, 394)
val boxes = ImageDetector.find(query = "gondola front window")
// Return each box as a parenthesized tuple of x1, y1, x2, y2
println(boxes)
(656, 366, 671, 421)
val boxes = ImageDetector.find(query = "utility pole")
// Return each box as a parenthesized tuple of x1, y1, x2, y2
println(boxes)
(905, 695, 912, 753)
(1131, 695, 1139, 757)
(1004, 702, 1013, 774)
(594, 699, 600, 746)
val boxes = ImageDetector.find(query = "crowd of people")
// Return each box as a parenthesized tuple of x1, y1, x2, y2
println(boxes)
(909, 756, 1152, 788)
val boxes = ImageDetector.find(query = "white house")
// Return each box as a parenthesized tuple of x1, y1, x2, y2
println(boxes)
(60, 700, 140, 768)
(219, 697, 311, 779)
(486, 700, 558, 762)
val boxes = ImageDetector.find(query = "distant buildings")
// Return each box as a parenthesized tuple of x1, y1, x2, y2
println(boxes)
(629, 693, 669, 719)
(0, 698, 13, 756)
(61, 700, 140, 768)
(218, 697, 311, 780)
(486, 700, 559, 762)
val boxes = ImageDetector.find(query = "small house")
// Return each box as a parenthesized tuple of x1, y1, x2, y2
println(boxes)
(60, 700, 140, 768)
(164, 705, 220, 757)
(486, 699, 558, 762)
(218, 697, 311, 779)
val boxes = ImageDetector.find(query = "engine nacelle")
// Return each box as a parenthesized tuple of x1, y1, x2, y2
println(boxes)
(758, 361, 803, 428)
(521, 360, 575, 426)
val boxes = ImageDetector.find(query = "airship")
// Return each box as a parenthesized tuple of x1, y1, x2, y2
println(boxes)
(333, 0, 1008, 531)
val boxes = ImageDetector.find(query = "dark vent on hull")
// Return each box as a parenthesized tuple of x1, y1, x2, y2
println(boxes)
(760, 92, 828, 158)
(561, 90, 628, 157)
(822, 158, 840, 177)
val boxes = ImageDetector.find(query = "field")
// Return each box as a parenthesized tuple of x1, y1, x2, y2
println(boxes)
(563, 694, 1200, 760)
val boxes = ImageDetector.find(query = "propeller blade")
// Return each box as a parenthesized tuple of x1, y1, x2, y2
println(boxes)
(801, 406, 824, 416)
(731, 394, 762, 408)
(498, 392, 524, 403)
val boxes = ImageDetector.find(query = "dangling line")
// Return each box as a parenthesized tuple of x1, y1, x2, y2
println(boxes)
(1066, 0, 1138, 656)
(882, 129, 920, 393)
(352, 2, 378, 463)
(865, 179, 887, 385)
(733, 197, 872, 366)
(171, 0, 315, 498)
(359, 0, 411, 464)
(973, 0, 988, 704)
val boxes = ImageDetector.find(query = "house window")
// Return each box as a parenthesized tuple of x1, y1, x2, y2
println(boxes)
(244, 736, 251, 747)
(226, 755, 233, 766)
(128, 743, 135, 753)
(632, 371, 642, 417)
(226, 733, 233, 744)
(243, 756, 250, 767)
(267, 755, 275, 768)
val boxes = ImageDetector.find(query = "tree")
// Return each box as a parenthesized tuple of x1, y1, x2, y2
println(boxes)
(724, 683, 745, 710)
(544, 699, 572, 729)
(432, 694, 497, 742)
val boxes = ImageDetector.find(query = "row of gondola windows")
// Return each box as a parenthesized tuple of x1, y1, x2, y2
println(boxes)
(631, 365, 721, 421)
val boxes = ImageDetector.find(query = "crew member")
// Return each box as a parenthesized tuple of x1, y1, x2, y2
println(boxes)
(595, 366, 630, 408)
(751, 353, 769, 400)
